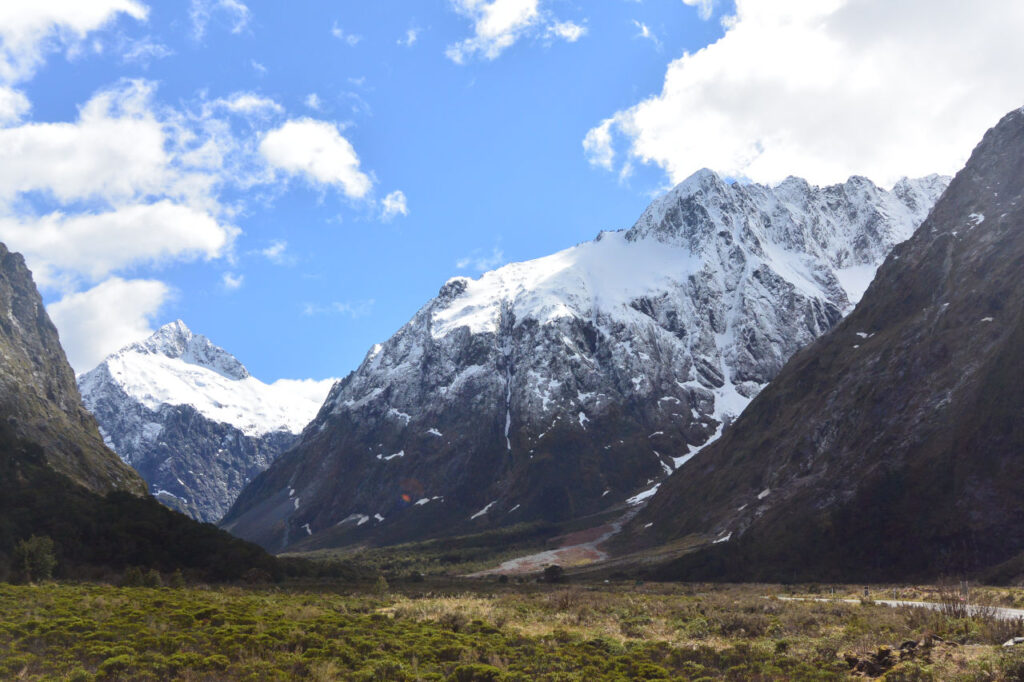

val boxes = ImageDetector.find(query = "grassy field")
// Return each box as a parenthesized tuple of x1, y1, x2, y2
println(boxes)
(3, 580, 1024, 680)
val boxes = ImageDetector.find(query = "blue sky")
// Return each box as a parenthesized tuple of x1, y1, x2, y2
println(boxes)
(0, 0, 1021, 382)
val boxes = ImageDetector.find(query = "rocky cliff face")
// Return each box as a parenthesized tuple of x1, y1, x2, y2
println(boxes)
(0, 243, 145, 495)
(79, 322, 333, 523)
(631, 108, 1024, 581)
(223, 170, 947, 552)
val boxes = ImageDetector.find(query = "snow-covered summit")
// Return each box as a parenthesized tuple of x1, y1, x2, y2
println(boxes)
(126, 320, 250, 380)
(81, 321, 335, 437)
(79, 322, 337, 523)
(426, 171, 947, 346)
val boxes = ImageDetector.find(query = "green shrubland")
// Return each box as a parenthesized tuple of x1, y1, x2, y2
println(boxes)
(2, 581, 1024, 680)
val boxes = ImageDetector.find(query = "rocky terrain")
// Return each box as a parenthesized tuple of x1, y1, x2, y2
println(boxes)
(223, 169, 947, 552)
(629, 107, 1024, 581)
(0, 243, 144, 496)
(79, 321, 334, 522)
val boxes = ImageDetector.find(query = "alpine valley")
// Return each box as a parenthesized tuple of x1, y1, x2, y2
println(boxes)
(79, 322, 335, 523)
(221, 170, 948, 552)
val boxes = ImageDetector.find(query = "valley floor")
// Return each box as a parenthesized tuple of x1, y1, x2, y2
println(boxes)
(3, 580, 1024, 680)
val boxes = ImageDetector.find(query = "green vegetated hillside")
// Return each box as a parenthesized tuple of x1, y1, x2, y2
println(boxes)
(0, 244, 145, 496)
(0, 420, 283, 582)
(624, 107, 1024, 583)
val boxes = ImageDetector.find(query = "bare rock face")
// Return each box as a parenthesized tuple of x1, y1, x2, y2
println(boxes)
(223, 170, 947, 552)
(0, 243, 145, 495)
(632, 108, 1024, 582)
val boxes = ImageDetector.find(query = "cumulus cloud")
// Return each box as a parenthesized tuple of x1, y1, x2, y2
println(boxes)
(47, 277, 171, 373)
(0, 1, 147, 82)
(446, 0, 583, 63)
(260, 118, 373, 199)
(381, 190, 409, 221)
(0, 201, 237, 289)
(582, 119, 615, 171)
(587, 0, 1024, 187)
(304, 93, 321, 110)
(0, 86, 30, 124)
(0, 80, 209, 205)
(546, 21, 586, 43)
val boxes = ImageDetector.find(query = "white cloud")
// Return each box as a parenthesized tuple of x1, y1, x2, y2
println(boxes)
(222, 272, 244, 290)
(0, 80, 208, 205)
(547, 21, 586, 43)
(456, 246, 504, 272)
(588, 0, 1024, 187)
(215, 92, 282, 115)
(0, 201, 237, 289)
(0, 86, 30, 124)
(381, 190, 408, 221)
(260, 118, 373, 199)
(446, 0, 540, 62)
(302, 299, 375, 318)
(583, 119, 615, 171)
(260, 239, 295, 265)
(119, 36, 173, 65)
(47, 277, 171, 373)
(682, 0, 715, 21)
(331, 23, 362, 47)
(446, 0, 586, 62)
(190, 0, 250, 40)
(399, 28, 420, 47)
(632, 20, 660, 48)
(0, 1, 147, 82)
(304, 93, 321, 110)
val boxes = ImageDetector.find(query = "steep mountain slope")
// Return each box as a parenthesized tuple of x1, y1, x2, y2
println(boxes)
(0, 243, 144, 496)
(223, 170, 947, 552)
(631, 108, 1024, 582)
(0, 242, 282, 582)
(79, 321, 334, 523)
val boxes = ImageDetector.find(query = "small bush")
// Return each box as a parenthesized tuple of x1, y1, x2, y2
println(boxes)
(542, 565, 564, 584)
(13, 535, 57, 583)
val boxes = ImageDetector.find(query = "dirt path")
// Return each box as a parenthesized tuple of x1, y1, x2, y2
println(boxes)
(777, 596, 1024, 621)
(466, 509, 639, 577)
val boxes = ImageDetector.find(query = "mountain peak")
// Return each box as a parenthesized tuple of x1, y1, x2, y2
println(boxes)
(130, 321, 250, 380)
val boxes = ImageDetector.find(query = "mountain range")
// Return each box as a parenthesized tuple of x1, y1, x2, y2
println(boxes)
(220, 169, 948, 552)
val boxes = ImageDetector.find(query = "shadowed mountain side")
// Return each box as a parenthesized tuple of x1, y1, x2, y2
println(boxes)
(625, 107, 1024, 582)
(0, 243, 145, 496)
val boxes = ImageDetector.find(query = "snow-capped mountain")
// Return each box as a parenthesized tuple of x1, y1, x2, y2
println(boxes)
(223, 170, 948, 551)
(79, 321, 335, 522)
(630, 107, 1024, 581)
